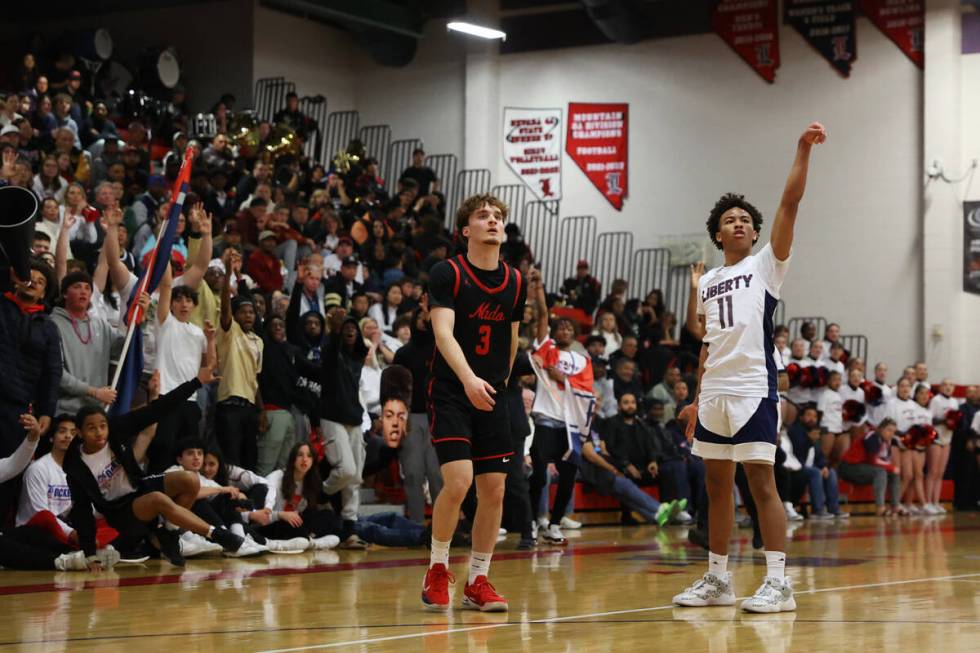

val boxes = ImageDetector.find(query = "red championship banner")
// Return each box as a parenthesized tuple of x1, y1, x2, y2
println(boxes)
(713, 0, 780, 83)
(859, 0, 923, 68)
(565, 103, 628, 211)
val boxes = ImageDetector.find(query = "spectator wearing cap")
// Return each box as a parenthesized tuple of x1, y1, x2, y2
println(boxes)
(0, 259, 61, 457)
(214, 218, 242, 258)
(247, 230, 284, 294)
(323, 237, 364, 282)
(563, 259, 602, 316)
(64, 70, 85, 124)
(162, 131, 189, 171)
(216, 259, 264, 469)
(49, 272, 122, 416)
(323, 255, 364, 306)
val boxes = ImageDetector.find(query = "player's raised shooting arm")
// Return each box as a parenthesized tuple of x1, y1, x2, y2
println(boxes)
(771, 122, 826, 261)
(430, 307, 477, 384)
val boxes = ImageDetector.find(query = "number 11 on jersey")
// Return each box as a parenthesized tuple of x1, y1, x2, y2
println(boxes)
(717, 296, 734, 329)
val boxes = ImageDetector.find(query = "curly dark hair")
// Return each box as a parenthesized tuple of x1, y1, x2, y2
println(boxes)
(706, 193, 763, 250)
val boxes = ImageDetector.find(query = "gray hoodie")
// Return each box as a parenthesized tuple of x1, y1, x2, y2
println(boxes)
(49, 307, 119, 415)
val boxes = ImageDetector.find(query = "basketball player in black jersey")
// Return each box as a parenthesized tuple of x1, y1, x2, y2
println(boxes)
(421, 194, 526, 612)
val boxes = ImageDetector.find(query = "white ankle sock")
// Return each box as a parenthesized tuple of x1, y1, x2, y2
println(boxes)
(429, 537, 450, 569)
(708, 552, 728, 576)
(230, 523, 245, 537)
(206, 526, 215, 539)
(468, 551, 492, 584)
(765, 551, 786, 580)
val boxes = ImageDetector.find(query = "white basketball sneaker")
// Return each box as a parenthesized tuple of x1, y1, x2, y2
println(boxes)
(673, 572, 736, 607)
(741, 576, 797, 613)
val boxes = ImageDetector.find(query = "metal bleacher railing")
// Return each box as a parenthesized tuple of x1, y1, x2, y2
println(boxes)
(787, 316, 828, 342)
(839, 334, 869, 364)
(490, 184, 526, 227)
(384, 138, 422, 190)
(423, 154, 458, 227)
(253, 76, 295, 122)
(358, 125, 392, 164)
(553, 216, 598, 291)
(592, 231, 634, 304)
(296, 95, 327, 162)
(323, 111, 360, 167)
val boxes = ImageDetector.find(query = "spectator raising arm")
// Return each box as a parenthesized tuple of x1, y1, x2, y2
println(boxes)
(182, 206, 214, 290)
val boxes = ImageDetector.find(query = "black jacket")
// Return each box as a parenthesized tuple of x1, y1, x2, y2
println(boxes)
(319, 317, 368, 425)
(0, 296, 62, 435)
(64, 378, 202, 555)
(392, 312, 433, 414)
(599, 413, 663, 471)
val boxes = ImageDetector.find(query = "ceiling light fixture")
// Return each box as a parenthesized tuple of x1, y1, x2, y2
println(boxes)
(447, 21, 507, 41)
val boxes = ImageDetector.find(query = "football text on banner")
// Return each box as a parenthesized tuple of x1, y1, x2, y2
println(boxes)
(565, 103, 628, 211)
(503, 107, 563, 201)
(785, 0, 857, 77)
(859, 0, 923, 68)
(712, 0, 780, 83)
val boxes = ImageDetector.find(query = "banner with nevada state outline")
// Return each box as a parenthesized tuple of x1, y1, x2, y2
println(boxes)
(785, 0, 857, 77)
(565, 102, 629, 211)
(503, 107, 563, 202)
(713, 0, 780, 83)
(859, 0, 923, 68)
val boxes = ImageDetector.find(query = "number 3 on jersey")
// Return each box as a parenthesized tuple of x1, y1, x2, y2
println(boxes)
(717, 296, 734, 329)
(475, 325, 491, 355)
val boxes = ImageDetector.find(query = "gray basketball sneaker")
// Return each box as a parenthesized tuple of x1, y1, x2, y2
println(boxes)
(673, 571, 736, 607)
(741, 576, 797, 613)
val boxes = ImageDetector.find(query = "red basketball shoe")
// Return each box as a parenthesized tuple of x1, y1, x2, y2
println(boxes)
(462, 576, 508, 612)
(421, 563, 454, 611)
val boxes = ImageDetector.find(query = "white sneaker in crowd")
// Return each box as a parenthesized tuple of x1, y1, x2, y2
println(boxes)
(741, 577, 796, 613)
(560, 516, 582, 530)
(54, 546, 121, 571)
(673, 572, 736, 607)
(783, 502, 804, 522)
(224, 536, 267, 558)
(180, 532, 223, 557)
(673, 510, 694, 525)
(541, 523, 567, 545)
(936, 503, 948, 514)
(266, 537, 310, 554)
(536, 515, 549, 530)
(311, 534, 341, 551)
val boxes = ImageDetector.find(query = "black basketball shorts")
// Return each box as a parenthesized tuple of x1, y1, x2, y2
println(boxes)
(427, 377, 513, 475)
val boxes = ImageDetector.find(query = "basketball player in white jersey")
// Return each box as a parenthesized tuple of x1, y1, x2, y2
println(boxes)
(674, 122, 827, 613)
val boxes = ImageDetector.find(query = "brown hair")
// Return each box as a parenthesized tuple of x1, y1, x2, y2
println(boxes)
(455, 194, 508, 235)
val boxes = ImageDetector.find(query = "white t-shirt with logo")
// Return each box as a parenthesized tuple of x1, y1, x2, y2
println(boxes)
(156, 314, 207, 401)
(16, 454, 74, 534)
(697, 243, 789, 402)
(884, 397, 923, 434)
(817, 387, 844, 434)
(81, 446, 136, 501)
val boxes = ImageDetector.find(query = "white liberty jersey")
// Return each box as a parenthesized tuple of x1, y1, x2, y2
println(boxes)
(697, 243, 789, 402)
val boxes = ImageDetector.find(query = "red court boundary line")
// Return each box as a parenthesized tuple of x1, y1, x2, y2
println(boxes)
(1, 522, 977, 597)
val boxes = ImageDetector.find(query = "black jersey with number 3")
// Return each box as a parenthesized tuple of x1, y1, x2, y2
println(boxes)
(428, 255, 526, 386)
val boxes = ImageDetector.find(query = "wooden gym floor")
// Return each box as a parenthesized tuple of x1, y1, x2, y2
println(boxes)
(1, 512, 979, 652)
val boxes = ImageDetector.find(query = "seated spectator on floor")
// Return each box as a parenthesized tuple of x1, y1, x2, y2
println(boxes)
(643, 404, 693, 524)
(63, 365, 246, 567)
(839, 418, 902, 516)
(578, 408, 678, 527)
(788, 405, 846, 519)
(16, 414, 76, 541)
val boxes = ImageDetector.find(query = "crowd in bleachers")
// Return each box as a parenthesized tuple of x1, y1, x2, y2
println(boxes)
(0, 50, 978, 572)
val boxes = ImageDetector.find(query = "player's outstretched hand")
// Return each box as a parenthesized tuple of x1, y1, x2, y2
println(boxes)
(801, 122, 827, 146)
(464, 375, 496, 411)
